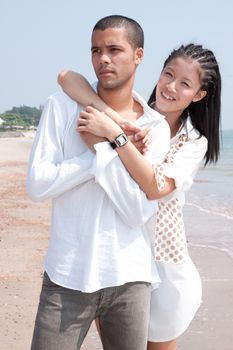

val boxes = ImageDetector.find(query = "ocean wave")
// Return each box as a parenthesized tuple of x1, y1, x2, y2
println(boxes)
(186, 202, 233, 220)
(189, 242, 233, 260)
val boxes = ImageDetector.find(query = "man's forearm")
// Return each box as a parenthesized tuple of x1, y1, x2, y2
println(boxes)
(80, 132, 107, 153)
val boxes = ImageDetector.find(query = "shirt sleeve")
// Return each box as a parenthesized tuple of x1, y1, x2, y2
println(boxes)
(159, 136, 208, 192)
(26, 94, 94, 202)
(144, 119, 171, 165)
(92, 142, 158, 228)
(91, 121, 170, 228)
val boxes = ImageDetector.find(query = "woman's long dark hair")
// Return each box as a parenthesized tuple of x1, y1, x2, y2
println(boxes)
(148, 44, 221, 165)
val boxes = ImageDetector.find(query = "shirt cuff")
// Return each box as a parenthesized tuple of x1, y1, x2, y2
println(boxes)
(163, 165, 193, 191)
(92, 141, 118, 182)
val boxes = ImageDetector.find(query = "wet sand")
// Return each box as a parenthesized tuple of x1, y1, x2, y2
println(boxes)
(0, 135, 232, 350)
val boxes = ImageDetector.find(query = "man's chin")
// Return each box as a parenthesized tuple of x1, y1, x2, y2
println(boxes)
(98, 80, 117, 89)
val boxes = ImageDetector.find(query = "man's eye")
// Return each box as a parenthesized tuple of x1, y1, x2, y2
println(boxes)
(164, 71, 172, 77)
(92, 49, 100, 54)
(111, 48, 120, 52)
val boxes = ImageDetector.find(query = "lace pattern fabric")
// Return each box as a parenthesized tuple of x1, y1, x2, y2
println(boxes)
(153, 134, 189, 264)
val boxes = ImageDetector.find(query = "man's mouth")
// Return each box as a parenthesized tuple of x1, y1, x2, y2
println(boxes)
(99, 69, 114, 76)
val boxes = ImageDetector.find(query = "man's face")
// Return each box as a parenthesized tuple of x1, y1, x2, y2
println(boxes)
(91, 27, 141, 90)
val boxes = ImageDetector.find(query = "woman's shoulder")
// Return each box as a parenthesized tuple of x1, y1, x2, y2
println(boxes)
(180, 117, 207, 145)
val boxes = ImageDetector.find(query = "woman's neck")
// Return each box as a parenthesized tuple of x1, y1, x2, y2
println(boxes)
(154, 105, 183, 138)
(165, 116, 182, 138)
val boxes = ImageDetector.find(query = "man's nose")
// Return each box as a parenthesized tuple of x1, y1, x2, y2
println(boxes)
(99, 53, 111, 64)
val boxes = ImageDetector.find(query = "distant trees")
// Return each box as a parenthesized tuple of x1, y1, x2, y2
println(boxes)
(0, 105, 42, 130)
(0, 113, 27, 128)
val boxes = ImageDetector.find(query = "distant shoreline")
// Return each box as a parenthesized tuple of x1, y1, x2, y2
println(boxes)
(0, 130, 36, 138)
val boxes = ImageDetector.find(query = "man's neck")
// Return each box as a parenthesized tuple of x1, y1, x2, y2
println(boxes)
(97, 84, 143, 122)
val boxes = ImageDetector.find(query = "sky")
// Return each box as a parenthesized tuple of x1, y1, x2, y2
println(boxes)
(1, 0, 232, 130)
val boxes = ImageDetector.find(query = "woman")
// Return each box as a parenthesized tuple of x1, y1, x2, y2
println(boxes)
(58, 43, 221, 350)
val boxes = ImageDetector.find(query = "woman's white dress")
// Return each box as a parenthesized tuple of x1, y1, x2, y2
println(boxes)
(148, 117, 207, 341)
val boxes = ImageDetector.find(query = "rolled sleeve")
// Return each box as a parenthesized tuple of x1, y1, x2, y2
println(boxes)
(163, 136, 208, 191)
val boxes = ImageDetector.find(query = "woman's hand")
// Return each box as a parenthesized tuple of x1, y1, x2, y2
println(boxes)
(119, 120, 141, 135)
(128, 127, 152, 154)
(77, 106, 123, 141)
(77, 106, 151, 154)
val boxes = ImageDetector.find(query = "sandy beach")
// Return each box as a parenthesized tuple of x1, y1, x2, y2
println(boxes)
(0, 134, 232, 350)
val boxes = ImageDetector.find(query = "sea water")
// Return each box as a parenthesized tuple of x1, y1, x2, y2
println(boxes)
(185, 130, 233, 258)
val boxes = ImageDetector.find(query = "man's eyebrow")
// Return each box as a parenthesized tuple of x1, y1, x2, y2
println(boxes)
(91, 44, 123, 50)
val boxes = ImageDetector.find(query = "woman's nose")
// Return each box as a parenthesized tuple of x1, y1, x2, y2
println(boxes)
(166, 80, 176, 91)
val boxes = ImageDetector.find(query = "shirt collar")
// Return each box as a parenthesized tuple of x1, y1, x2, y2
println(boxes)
(132, 90, 166, 126)
(176, 116, 200, 140)
(91, 82, 166, 128)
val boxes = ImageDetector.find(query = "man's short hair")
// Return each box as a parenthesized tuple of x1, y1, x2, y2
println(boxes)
(93, 15, 144, 49)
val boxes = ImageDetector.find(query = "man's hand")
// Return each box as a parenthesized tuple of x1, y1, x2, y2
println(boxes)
(127, 127, 152, 155)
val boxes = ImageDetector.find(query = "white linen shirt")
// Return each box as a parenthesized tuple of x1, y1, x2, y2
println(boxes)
(26, 88, 170, 292)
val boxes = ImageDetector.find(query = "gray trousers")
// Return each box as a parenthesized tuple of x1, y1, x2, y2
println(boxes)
(30, 272, 151, 350)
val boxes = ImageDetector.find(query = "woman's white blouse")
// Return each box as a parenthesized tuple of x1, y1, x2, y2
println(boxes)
(153, 117, 208, 263)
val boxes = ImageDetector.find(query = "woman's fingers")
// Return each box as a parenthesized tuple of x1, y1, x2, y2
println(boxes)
(121, 121, 141, 134)
(134, 127, 150, 140)
(128, 129, 151, 154)
(85, 105, 95, 113)
(77, 118, 88, 128)
(78, 109, 96, 128)
(79, 110, 92, 120)
(130, 138, 145, 154)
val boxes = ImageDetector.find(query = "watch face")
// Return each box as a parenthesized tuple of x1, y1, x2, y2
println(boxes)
(115, 133, 128, 147)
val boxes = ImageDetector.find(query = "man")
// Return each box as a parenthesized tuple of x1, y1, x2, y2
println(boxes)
(27, 15, 170, 350)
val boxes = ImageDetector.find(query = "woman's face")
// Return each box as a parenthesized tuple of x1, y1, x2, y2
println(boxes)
(155, 57, 206, 119)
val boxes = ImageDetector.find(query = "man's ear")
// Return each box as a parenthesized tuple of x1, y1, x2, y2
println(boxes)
(135, 48, 144, 65)
(192, 90, 207, 102)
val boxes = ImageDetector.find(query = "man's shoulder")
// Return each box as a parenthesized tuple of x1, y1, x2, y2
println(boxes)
(47, 91, 79, 108)
(147, 107, 167, 124)
(41, 91, 83, 124)
(133, 90, 167, 125)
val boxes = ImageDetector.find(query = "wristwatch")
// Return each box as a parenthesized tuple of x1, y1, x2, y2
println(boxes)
(110, 133, 128, 149)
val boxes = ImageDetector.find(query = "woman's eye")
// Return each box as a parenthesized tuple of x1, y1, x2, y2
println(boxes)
(182, 82, 190, 87)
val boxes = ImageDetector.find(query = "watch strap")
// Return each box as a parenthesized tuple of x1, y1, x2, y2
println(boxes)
(110, 133, 128, 149)
(110, 141, 117, 149)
